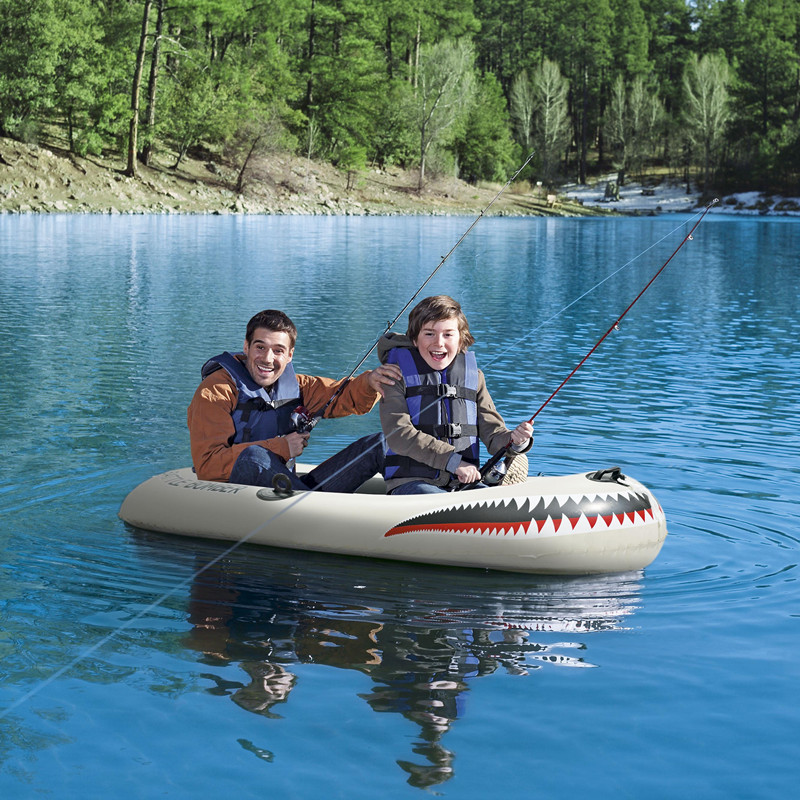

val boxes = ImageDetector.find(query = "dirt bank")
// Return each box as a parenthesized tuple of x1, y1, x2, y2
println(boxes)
(0, 137, 605, 218)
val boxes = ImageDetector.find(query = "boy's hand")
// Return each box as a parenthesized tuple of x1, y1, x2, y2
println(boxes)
(367, 363, 403, 397)
(510, 421, 533, 448)
(455, 463, 482, 484)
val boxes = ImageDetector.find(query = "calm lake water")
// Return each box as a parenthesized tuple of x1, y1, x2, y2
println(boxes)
(1, 212, 798, 798)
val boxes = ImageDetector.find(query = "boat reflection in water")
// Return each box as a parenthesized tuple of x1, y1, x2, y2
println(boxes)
(134, 532, 641, 788)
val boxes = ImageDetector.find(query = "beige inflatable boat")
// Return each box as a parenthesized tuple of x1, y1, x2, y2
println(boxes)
(119, 464, 666, 575)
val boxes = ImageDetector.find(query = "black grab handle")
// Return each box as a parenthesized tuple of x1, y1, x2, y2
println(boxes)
(586, 466, 627, 484)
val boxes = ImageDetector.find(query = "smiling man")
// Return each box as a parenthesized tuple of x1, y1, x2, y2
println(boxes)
(187, 309, 401, 492)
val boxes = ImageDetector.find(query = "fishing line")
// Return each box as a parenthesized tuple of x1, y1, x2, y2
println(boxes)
(0, 163, 548, 718)
(527, 199, 718, 420)
(0, 481, 328, 722)
(466, 198, 719, 485)
(480, 206, 711, 371)
(314, 151, 536, 420)
(0, 441, 390, 721)
(2, 178, 702, 718)
(2, 378, 470, 718)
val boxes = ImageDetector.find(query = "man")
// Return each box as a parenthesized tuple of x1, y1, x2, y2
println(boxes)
(188, 309, 401, 492)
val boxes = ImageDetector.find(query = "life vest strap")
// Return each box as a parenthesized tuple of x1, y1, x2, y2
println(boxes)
(405, 384, 477, 402)
(418, 422, 478, 439)
(236, 397, 270, 443)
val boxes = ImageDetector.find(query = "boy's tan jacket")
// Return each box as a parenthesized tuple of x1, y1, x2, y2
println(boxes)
(377, 333, 520, 491)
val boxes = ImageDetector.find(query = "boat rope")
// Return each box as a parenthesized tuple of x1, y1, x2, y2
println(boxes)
(462, 197, 719, 488)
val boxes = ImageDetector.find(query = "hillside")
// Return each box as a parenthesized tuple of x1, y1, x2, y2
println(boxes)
(0, 137, 604, 217)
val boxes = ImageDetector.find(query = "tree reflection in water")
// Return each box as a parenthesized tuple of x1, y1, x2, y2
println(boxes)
(134, 532, 640, 788)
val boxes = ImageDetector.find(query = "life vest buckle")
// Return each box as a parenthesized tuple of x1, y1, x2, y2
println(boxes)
(437, 384, 459, 398)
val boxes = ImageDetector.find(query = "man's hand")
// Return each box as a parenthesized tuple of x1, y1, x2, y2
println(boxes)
(284, 431, 310, 458)
(367, 363, 403, 397)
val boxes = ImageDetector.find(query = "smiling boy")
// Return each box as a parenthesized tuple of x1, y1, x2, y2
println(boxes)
(188, 309, 401, 491)
(376, 296, 532, 494)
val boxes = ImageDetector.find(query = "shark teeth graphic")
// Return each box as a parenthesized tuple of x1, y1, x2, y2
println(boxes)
(385, 491, 655, 538)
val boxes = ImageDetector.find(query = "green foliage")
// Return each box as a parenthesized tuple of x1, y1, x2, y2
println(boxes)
(609, 0, 651, 78)
(551, 0, 615, 180)
(369, 79, 417, 166)
(301, 0, 386, 159)
(50, 0, 114, 151)
(473, 0, 547, 90)
(639, 0, 696, 113)
(451, 72, 516, 183)
(0, 0, 798, 190)
(72, 128, 105, 157)
(0, 0, 65, 133)
(161, 61, 238, 166)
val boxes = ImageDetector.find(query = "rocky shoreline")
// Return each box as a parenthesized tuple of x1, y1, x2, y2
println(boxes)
(0, 137, 605, 218)
(5, 136, 796, 218)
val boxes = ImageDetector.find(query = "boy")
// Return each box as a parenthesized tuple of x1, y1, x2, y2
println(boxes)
(377, 295, 532, 494)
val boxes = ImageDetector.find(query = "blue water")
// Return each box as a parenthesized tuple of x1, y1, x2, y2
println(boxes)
(1, 213, 798, 798)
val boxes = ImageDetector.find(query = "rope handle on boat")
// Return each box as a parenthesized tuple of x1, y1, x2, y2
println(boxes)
(456, 197, 719, 491)
(313, 151, 536, 422)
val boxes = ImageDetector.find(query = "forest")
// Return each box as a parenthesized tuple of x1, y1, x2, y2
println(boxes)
(1, 0, 798, 194)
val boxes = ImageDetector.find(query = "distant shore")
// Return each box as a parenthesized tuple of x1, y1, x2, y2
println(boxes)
(2, 136, 798, 217)
(0, 137, 588, 217)
(563, 176, 800, 216)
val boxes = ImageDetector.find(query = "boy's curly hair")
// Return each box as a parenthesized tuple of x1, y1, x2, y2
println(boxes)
(406, 295, 475, 352)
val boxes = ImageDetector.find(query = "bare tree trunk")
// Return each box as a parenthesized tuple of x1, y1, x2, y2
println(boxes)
(413, 18, 420, 89)
(385, 17, 393, 79)
(579, 64, 588, 185)
(236, 136, 262, 194)
(304, 0, 316, 111)
(141, 0, 164, 167)
(418, 129, 427, 190)
(67, 109, 75, 152)
(126, 0, 153, 178)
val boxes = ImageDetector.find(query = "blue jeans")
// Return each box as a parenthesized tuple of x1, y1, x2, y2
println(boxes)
(229, 433, 386, 493)
(389, 480, 488, 495)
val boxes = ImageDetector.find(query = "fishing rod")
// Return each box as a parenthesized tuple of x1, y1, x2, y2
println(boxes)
(290, 151, 537, 433)
(458, 197, 719, 489)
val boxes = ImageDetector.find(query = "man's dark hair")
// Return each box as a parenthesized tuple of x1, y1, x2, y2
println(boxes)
(245, 310, 297, 348)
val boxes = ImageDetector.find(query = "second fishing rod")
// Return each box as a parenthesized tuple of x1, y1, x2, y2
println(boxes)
(456, 197, 719, 490)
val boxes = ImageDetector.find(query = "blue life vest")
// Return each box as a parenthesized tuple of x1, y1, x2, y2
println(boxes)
(201, 352, 301, 444)
(384, 347, 479, 481)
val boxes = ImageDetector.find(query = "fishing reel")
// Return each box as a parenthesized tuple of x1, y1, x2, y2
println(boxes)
(482, 459, 508, 486)
(286, 405, 317, 473)
(290, 405, 318, 434)
(448, 457, 506, 491)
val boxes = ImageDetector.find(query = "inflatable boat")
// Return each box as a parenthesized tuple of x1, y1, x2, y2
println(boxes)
(118, 464, 667, 575)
